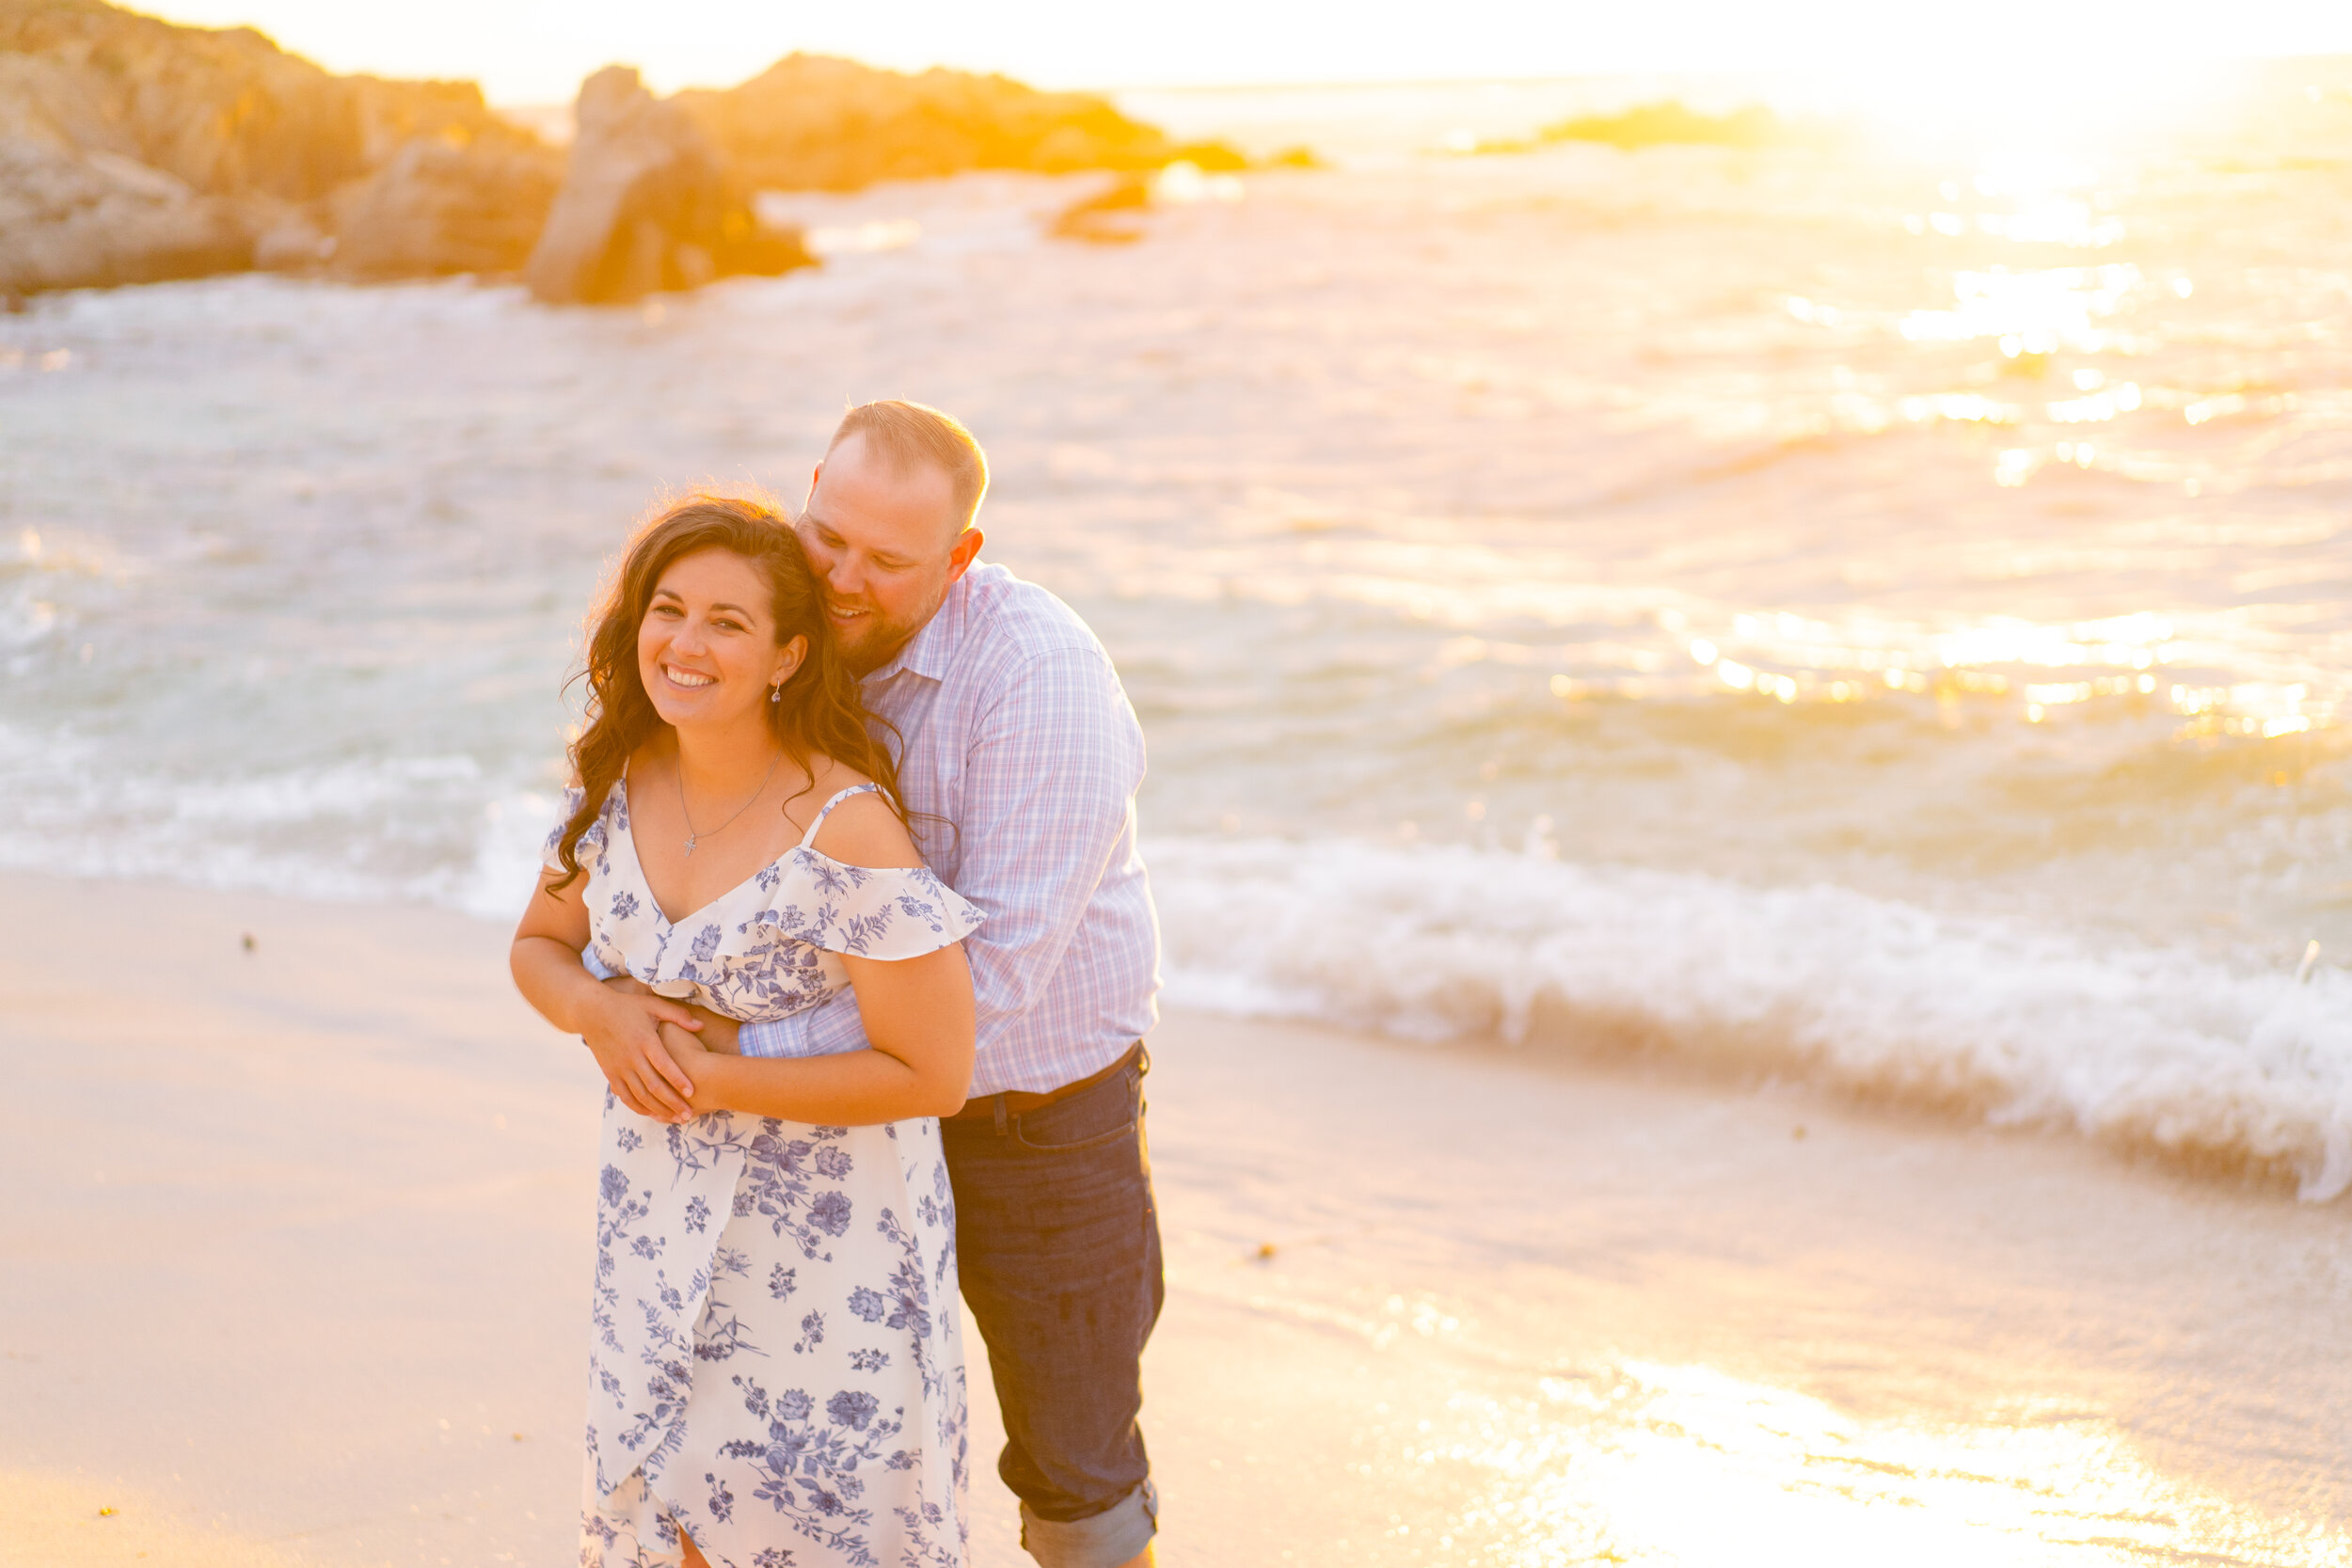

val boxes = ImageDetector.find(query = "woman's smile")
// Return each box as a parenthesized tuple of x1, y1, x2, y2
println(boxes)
(635, 547, 803, 728)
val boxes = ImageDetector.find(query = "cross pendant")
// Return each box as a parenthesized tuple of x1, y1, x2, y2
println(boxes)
(683, 835, 697, 858)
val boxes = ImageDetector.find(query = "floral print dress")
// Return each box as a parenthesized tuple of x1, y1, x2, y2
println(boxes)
(546, 780, 984, 1568)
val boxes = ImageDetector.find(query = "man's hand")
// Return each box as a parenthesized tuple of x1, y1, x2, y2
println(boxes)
(582, 977, 703, 1121)
(688, 1006, 742, 1055)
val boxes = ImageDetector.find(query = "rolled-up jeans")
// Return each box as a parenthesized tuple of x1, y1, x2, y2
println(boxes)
(942, 1045, 1163, 1568)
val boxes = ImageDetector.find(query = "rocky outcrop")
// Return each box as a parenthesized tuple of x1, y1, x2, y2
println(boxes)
(0, 1, 538, 196)
(331, 135, 563, 278)
(675, 54, 1179, 191)
(0, 0, 561, 292)
(0, 0, 369, 204)
(525, 66, 811, 306)
(1050, 175, 1150, 245)
(1, 1, 1219, 299)
(1537, 103, 1798, 150)
(0, 135, 246, 290)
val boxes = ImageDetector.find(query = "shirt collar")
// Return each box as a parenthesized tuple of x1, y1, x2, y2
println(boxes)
(863, 569, 971, 688)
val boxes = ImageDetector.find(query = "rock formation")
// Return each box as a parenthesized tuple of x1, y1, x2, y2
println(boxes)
(524, 66, 812, 306)
(0, 1, 1225, 299)
(1050, 175, 1151, 245)
(1537, 103, 1801, 151)
(2, 1, 368, 205)
(331, 135, 564, 278)
(675, 54, 1184, 190)
(0, 134, 249, 292)
(0, 0, 562, 292)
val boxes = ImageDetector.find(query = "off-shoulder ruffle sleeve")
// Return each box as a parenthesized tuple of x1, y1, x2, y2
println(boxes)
(553, 787, 977, 1022)
(736, 847, 984, 960)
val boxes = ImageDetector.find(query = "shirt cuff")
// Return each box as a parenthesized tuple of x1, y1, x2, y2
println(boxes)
(741, 988, 870, 1059)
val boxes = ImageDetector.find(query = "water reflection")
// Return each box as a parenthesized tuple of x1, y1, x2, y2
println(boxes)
(1899, 263, 2148, 353)
(1478, 603, 2334, 738)
(1439, 1361, 2348, 1566)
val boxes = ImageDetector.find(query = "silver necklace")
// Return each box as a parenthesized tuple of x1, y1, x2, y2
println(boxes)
(674, 745, 783, 859)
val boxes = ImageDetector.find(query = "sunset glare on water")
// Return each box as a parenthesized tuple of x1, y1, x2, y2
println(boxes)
(7, 1, 2352, 1564)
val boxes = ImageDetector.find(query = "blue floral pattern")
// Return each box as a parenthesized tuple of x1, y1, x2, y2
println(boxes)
(545, 781, 982, 1027)
(549, 781, 976, 1568)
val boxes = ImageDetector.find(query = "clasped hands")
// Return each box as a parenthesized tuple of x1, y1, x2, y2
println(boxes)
(579, 974, 744, 1123)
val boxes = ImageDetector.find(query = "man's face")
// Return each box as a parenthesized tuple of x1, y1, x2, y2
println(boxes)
(797, 433, 983, 675)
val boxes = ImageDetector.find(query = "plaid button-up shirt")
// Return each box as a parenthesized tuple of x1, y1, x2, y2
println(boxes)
(738, 562, 1162, 1096)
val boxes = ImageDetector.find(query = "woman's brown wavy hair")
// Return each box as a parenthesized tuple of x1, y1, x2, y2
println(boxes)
(545, 493, 906, 895)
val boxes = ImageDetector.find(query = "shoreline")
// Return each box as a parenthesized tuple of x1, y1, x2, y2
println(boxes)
(5, 870, 2350, 1564)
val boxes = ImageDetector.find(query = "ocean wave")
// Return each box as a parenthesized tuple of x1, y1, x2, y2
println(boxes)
(6, 729, 2347, 1201)
(1148, 834, 2352, 1200)
(0, 736, 558, 920)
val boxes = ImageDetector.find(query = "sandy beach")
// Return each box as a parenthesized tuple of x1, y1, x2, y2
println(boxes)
(5, 870, 2349, 1567)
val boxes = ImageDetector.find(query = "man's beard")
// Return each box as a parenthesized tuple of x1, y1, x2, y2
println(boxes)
(832, 599, 924, 676)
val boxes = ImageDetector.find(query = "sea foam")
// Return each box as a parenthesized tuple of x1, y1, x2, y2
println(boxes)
(1149, 835, 2352, 1199)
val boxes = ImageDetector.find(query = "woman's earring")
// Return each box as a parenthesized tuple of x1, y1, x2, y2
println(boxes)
(770, 684, 783, 704)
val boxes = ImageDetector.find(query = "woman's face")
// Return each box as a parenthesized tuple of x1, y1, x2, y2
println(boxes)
(636, 547, 805, 735)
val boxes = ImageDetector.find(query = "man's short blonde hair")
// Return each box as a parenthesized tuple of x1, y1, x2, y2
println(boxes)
(825, 400, 989, 533)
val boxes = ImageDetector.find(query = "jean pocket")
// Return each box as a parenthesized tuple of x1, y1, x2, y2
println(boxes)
(1011, 1073, 1140, 1152)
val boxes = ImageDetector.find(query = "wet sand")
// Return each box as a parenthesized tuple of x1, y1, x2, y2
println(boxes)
(3, 871, 2348, 1567)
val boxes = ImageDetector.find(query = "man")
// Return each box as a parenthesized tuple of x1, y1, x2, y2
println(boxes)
(688, 400, 1164, 1568)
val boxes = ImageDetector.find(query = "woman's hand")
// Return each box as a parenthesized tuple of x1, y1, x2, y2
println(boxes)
(597, 977, 737, 1053)
(658, 1018, 729, 1115)
(511, 868, 705, 1122)
(580, 983, 705, 1122)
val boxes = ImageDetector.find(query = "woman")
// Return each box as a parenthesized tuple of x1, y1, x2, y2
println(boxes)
(511, 494, 981, 1568)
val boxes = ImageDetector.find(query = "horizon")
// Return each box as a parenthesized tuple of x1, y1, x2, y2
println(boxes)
(138, 0, 2352, 109)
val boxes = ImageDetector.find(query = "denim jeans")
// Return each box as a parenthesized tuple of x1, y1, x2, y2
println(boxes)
(941, 1045, 1163, 1568)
